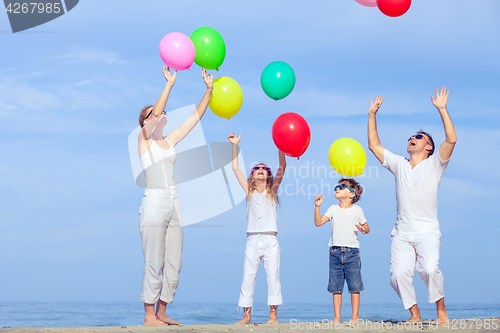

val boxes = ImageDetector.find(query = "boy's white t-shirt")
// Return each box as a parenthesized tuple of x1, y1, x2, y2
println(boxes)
(382, 149, 449, 235)
(324, 204, 367, 248)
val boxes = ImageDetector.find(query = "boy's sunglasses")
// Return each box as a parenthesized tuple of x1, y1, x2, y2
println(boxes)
(408, 134, 431, 145)
(252, 166, 271, 171)
(334, 183, 357, 200)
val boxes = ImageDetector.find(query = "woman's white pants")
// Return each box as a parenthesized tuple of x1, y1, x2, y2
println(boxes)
(139, 189, 183, 304)
(238, 233, 283, 308)
(390, 231, 444, 310)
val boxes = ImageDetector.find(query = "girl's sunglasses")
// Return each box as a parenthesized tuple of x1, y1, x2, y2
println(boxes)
(334, 183, 357, 200)
(252, 166, 271, 171)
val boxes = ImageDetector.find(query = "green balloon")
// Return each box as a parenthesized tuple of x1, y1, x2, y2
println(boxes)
(260, 61, 296, 101)
(190, 27, 226, 70)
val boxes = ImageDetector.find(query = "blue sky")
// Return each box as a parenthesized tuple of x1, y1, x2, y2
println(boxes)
(1, 0, 499, 313)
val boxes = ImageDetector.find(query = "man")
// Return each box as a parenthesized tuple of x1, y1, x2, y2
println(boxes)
(367, 87, 457, 324)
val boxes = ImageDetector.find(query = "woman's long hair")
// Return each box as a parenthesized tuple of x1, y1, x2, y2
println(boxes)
(247, 163, 280, 206)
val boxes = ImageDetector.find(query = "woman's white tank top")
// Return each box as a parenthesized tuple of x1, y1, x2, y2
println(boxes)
(246, 189, 278, 233)
(139, 138, 176, 190)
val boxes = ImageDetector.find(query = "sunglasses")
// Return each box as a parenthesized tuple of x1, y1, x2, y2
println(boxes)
(408, 134, 431, 145)
(252, 166, 271, 171)
(334, 183, 357, 200)
(144, 108, 166, 122)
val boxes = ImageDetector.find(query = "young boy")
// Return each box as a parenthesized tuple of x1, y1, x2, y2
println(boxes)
(314, 178, 369, 324)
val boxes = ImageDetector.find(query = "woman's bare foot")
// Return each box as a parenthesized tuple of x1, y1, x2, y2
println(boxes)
(332, 316, 341, 324)
(267, 318, 279, 324)
(143, 318, 166, 326)
(156, 314, 180, 325)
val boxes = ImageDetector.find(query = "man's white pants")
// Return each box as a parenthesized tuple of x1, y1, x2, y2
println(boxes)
(390, 231, 444, 310)
(238, 233, 283, 308)
(139, 189, 183, 304)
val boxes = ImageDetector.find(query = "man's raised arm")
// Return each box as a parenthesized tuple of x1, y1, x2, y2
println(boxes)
(368, 95, 386, 164)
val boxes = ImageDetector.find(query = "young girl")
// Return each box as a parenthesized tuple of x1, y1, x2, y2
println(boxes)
(228, 132, 286, 324)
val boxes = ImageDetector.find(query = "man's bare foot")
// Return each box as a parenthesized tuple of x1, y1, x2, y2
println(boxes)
(267, 318, 279, 324)
(235, 317, 251, 324)
(404, 315, 422, 323)
(156, 314, 180, 325)
(143, 318, 166, 326)
(332, 316, 341, 324)
(437, 311, 449, 326)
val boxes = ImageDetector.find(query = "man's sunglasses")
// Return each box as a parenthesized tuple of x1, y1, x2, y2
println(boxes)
(334, 183, 357, 200)
(408, 134, 431, 145)
(252, 166, 271, 171)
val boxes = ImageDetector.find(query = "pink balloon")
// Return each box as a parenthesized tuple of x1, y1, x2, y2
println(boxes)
(159, 32, 195, 70)
(355, 0, 377, 7)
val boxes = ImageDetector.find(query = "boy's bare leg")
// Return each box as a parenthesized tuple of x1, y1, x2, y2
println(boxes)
(406, 304, 422, 323)
(436, 297, 449, 326)
(143, 303, 166, 326)
(267, 305, 279, 324)
(349, 292, 360, 324)
(155, 300, 180, 325)
(332, 293, 342, 323)
(235, 307, 252, 324)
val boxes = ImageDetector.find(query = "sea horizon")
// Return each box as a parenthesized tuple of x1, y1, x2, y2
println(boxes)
(1, 301, 499, 328)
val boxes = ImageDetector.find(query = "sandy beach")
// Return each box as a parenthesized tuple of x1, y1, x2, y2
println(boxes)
(2, 318, 499, 333)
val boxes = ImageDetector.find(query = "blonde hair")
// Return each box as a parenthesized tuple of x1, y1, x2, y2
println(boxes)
(247, 163, 280, 206)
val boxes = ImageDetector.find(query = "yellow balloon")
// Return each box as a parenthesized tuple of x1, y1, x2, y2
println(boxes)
(209, 77, 243, 119)
(328, 138, 367, 177)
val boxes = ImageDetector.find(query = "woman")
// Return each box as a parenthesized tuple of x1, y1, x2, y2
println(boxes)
(138, 66, 213, 326)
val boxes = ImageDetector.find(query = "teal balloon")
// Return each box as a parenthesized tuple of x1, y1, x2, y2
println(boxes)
(260, 61, 296, 101)
(190, 27, 226, 71)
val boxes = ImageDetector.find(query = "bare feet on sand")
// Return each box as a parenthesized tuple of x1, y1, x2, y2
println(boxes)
(156, 314, 180, 325)
(348, 318, 360, 326)
(267, 305, 279, 324)
(235, 317, 251, 324)
(404, 315, 422, 324)
(143, 318, 166, 326)
(437, 312, 449, 326)
(235, 307, 252, 324)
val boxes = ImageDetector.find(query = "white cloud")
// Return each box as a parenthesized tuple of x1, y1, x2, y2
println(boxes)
(54, 47, 129, 65)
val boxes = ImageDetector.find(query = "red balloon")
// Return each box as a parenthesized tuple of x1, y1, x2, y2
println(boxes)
(272, 112, 311, 158)
(376, 0, 411, 17)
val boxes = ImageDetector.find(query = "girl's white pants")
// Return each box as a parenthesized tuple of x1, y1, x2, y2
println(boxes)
(139, 188, 183, 304)
(238, 233, 283, 308)
(390, 231, 444, 309)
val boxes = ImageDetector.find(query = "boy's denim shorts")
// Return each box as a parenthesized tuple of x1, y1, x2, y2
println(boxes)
(328, 246, 364, 294)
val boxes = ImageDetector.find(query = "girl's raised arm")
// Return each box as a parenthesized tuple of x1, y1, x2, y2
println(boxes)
(228, 133, 248, 194)
(272, 150, 286, 195)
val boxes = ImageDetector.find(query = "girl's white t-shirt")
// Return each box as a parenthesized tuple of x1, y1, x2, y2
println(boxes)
(246, 189, 278, 233)
(324, 204, 367, 248)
